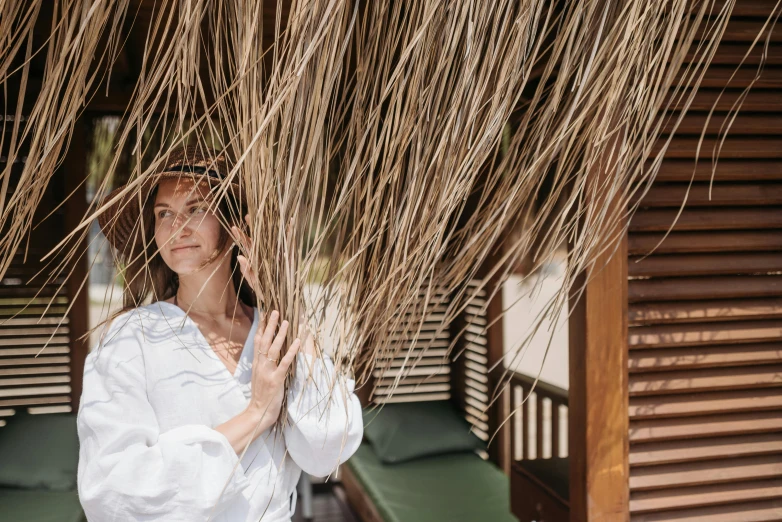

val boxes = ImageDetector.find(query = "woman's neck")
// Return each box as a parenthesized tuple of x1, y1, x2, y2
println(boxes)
(174, 262, 244, 319)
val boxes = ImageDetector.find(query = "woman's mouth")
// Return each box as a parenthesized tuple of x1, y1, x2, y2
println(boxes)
(171, 245, 199, 253)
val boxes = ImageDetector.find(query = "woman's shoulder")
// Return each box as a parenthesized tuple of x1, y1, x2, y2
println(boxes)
(91, 303, 177, 351)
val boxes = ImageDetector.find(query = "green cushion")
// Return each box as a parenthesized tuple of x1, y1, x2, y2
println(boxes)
(0, 488, 86, 522)
(0, 412, 79, 491)
(362, 401, 485, 464)
(347, 444, 518, 522)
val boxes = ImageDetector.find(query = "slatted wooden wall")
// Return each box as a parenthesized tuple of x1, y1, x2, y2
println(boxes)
(626, 4, 782, 520)
(367, 280, 493, 443)
(453, 280, 492, 442)
(0, 116, 87, 426)
(371, 284, 453, 404)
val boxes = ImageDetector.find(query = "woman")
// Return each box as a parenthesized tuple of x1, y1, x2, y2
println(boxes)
(77, 146, 363, 522)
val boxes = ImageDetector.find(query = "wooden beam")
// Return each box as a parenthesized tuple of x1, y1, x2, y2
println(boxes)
(63, 119, 90, 412)
(485, 274, 511, 475)
(568, 230, 629, 521)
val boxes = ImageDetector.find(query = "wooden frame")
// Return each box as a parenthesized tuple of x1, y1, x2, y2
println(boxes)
(567, 231, 629, 521)
(340, 466, 384, 522)
(64, 119, 90, 412)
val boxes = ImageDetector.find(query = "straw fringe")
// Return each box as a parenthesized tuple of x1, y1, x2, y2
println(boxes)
(2, 0, 778, 473)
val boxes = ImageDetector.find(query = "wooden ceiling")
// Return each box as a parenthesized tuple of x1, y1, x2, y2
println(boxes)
(5, 0, 292, 114)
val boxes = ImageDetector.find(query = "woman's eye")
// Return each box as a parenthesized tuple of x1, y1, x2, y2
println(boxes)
(158, 210, 171, 219)
(191, 206, 207, 214)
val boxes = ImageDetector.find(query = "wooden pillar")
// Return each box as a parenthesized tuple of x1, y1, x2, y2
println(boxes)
(486, 274, 511, 475)
(64, 119, 89, 412)
(568, 230, 629, 521)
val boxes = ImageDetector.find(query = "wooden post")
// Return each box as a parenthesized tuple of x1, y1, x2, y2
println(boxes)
(64, 119, 90, 412)
(485, 274, 511, 475)
(568, 230, 629, 521)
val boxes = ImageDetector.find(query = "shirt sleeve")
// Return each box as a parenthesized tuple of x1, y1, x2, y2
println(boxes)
(284, 352, 364, 478)
(76, 318, 251, 521)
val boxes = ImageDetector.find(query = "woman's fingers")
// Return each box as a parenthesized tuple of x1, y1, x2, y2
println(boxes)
(230, 225, 250, 254)
(237, 254, 263, 297)
(258, 310, 279, 354)
(277, 337, 301, 374)
(267, 319, 289, 361)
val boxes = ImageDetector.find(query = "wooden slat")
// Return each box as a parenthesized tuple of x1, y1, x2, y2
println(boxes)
(629, 343, 782, 371)
(629, 208, 782, 232)
(552, 402, 561, 458)
(654, 137, 782, 159)
(373, 383, 450, 395)
(0, 385, 72, 398)
(536, 394, 544, 459)
(0, 326, 70, 337)
(630, 479, 782, 514)
(0, 366, 71, 376)
(0, 347, 69, 356)
(0, 375, 71, 387)
(633, 500, 782, 522)
(380, 357, 449, 369)
(0, 316, 70, 326)
(666, 89, 782, 112)
(629, 365, 782, 396)
(685, 43, 782, 66)
(661, 112, 782, 135)
(0, 396, 71, 408)
(372, 365, 450, 378)
(0, 336, 70, 347)
(694, 20, 782, 43)
(629, 276, 782, 302)
(629, 319, 782, 349)
(715, 1, 782, 17)
(652, 159, 782, 182)
(629, 298, 782, 325)
(630, 455, 782, 491)
(375, 374, 450, 386)
(629, 389, 782, 420)
(0, 285, 67, 298)
(0, 356, 71, 367)
(630, 183, 782, 207)
(675, 65, 782, 89)
(375, 392, 450, 404)
(629, 231, 782, 255)
(629, 252, 782, 277)
(630, 411, 782, 443)
(630, 433, 782, 467)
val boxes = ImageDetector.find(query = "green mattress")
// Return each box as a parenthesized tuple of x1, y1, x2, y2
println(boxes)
(346, 444, 518, 522)
(0, 488, 86, 522)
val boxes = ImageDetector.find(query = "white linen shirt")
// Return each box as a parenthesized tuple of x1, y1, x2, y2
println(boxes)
(76, 301, 363, 522)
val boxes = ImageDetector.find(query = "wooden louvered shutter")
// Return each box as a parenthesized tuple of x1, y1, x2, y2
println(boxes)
(626, 6, 782, 520)
(370, 283, 453, 404)
(451, 280, 492, 443)
(0, 118, 88, 426)
(367, 279, 494, 446)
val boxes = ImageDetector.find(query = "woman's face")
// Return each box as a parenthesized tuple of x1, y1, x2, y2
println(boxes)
(153, 178, 229, 275)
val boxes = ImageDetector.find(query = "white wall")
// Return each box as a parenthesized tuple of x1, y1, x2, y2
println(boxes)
(502, 249, 569, 390)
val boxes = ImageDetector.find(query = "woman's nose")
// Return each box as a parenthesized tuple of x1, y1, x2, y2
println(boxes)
(171, 212, 193, 235)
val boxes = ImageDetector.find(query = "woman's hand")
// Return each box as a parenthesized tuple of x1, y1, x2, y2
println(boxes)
(215, 311, 300, 453)
(231, 213, 317, 358)
(246, 309, 301, 426)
